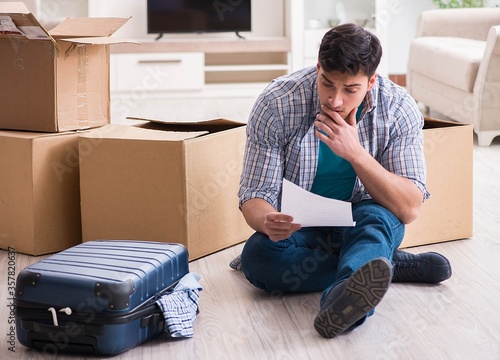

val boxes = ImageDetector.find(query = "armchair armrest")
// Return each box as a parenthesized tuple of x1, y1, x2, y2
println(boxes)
(417, 8, 500, 41)
(473, 25, 500, 132)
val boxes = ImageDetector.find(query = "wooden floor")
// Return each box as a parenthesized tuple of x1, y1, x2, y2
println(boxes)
(2, 135, 500, 360)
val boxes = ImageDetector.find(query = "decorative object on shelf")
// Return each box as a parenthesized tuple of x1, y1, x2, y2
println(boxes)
(355, 18, 369, 27)
(366, 14, 376, 29)
(328, 19, 340, 28)
(431, 0, 483, 8)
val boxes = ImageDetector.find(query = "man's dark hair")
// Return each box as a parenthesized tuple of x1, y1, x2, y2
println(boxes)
(318, 23, 382, 78)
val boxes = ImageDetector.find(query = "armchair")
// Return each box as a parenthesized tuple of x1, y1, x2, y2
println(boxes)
(407, 8, 500, 146)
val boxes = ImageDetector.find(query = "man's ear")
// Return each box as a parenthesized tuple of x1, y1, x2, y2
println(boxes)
(367, 73, 377, 91)
(316, 63, 321, 73)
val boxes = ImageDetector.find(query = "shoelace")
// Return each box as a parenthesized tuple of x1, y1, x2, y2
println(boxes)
(394, 261, 424, 281)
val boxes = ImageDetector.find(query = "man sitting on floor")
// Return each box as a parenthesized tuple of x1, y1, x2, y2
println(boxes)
(231, 23, 451, 338)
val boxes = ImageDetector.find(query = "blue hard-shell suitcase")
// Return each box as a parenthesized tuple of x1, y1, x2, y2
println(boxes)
(14, 240, 189, 356)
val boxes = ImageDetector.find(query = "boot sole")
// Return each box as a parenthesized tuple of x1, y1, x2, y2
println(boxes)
(314, 258, 392, 338)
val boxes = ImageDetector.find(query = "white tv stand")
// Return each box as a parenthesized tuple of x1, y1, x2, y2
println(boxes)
(110, 37, 291, 124)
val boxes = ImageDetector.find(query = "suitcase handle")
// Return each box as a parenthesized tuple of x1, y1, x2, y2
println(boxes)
(47, 307, 72, 326)
(140, 312, 164, 328)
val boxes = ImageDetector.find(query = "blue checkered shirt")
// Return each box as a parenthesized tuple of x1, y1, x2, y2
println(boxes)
(238, 66, 429, 210)
(156, 273, 202, 338)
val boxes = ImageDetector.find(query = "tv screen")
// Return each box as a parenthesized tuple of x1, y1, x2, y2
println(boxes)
(147, 0, 252, 35)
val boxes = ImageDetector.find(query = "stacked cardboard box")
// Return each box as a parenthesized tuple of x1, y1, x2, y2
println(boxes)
(0, 3, 130, 255)
(0, 4, 131, 132)
(0, 131, 82, 255)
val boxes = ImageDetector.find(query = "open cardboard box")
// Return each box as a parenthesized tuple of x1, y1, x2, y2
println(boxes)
(0, 2, 134, 132)
(0, 130, 82, 255)
(400, 117, 474, 248)
(79, 119, 254, 260)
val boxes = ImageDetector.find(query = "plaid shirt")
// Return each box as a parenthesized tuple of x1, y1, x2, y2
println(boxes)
(156, 272, 202, 338)
(238, 66, 429, 210)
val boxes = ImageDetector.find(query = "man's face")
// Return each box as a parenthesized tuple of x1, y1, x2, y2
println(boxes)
(316, 64, 376, 120)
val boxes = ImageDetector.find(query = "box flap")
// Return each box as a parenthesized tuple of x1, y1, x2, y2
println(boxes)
(49, 17, 130, 38)
(80, 124, 208, 141)
(0, 3, 52, 42)
(127, 117, 246, 133)
(59, 36, 140, 46)
(423, 117, 470, 129)
(0, 129, 79, 140)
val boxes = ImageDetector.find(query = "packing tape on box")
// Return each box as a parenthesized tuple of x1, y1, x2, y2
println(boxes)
(64, 43, 90, 124)
(8, 37, 25, 71)
(76, 44, 89, 124)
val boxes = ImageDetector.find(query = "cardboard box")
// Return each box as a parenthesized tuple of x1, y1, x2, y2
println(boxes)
(0, 2, 132, 132)
(401, 117, 473, 248)
(0, 130, 82, 255)
(79, 119, 254, 260)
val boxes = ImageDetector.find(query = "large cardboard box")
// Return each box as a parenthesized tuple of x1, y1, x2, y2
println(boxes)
(79, 120, 254, 260)
(0, 130, 82, 255)
(401, 118, 473, 248)
(0, 2, 131, 132)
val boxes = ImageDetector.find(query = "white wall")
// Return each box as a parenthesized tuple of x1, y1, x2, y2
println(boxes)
(385, 0, 435, 74)
(36, 0, 87, 29)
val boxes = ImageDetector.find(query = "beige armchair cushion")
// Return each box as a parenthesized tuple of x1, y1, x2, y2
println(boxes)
(409, 37, 485, 92)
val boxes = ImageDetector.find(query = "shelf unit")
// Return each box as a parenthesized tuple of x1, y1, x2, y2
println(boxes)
(204, 51, 289, 84)
(288, 0, 389, 76)
(108, 37, 291, 123)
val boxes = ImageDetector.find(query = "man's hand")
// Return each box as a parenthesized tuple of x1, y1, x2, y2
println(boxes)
(314, 103, 423, 224)
(264, 212, 301, 241)
(241, 198, 301, 241)
(314, 105, 363, 162)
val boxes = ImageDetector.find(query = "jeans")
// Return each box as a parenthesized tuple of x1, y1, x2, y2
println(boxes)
(240, 200, 405, 305)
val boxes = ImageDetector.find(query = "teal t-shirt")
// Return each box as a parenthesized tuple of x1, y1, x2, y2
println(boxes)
(310, 106, 363, 201)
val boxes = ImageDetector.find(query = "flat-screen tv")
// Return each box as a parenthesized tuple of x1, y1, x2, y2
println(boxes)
(147, 0, 252, 36)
